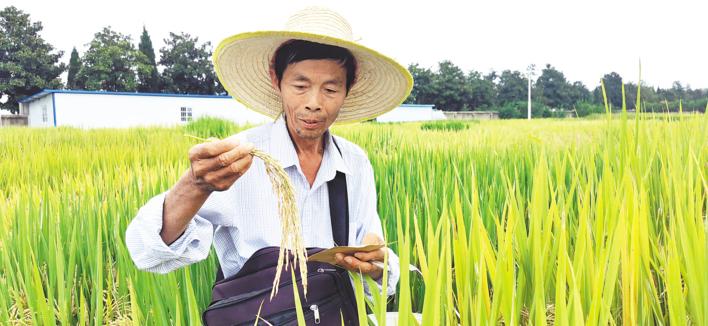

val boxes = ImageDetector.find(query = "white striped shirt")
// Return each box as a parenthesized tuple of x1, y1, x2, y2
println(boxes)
(125, 115, 399, 295)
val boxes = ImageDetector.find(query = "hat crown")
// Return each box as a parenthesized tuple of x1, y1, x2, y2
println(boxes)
(285, 7, 353, 41)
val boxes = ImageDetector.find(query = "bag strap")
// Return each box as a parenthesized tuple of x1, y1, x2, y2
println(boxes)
(328, 137, 349, 247)
(214, 136, 348, 282)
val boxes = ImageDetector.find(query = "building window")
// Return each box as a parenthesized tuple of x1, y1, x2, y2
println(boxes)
(180, 107, 192, 122)
(42, 105, 48, 123)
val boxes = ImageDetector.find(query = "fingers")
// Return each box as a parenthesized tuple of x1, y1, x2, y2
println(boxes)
(198, 154, 254, 192)
(190, 142, 254, 177)
(188, 135, 243, 160)
(362, 233, 385, 245)
(188, 137, 255, 192)
(216, 142, 255, 168)
(354, 249, 384, 262)
(356, 233, 386, 263)
(205, 154, 253, 182)
(334, 253, 382, 278)
(335, 253, 376, 274)
(227, 152, 254, 175)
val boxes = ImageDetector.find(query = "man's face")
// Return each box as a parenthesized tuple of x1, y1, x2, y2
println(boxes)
(271, 59, 348, 141)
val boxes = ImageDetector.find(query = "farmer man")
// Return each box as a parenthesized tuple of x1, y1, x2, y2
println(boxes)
(125, 6, 412, 323)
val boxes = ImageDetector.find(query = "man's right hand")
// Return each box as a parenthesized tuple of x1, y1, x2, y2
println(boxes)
(187, 135, 255, 193)
(160, 135, 254, 245)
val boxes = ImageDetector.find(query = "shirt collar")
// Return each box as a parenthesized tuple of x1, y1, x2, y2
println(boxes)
(270, 115, 351, 177)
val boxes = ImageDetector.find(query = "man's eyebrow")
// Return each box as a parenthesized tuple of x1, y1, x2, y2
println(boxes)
(324, 79, 344, 86)
(291, 74, 344, 86)
(292, 74, 311, 82)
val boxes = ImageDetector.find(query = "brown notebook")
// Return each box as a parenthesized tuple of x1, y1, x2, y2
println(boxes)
(307, 244, 385, 265)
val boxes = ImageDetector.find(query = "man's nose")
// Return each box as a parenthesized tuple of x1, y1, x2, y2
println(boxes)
(304, 90, 323, 111)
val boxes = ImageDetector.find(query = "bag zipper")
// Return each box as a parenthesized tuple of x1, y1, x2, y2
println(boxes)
(218, 247, 327, 283)
(310, 304, 321, 324)
(205, 270, 337, 312)
(249, 295, 341, 326)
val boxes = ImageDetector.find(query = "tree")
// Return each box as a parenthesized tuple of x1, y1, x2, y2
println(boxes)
(0, 6, 65, 114)
(598, 72, 623, 109)
(568, 81, 591, 105)
(159, 32, 219, 94)
(574, 101, 603, 117)
(496, 70, 527, 105)
(405, 63, 436, 104)
(215, 78, 226, 95)
(535, 64, 571, 109)
(66, 47, 81, 89)
(75, 27, 148, 92)
(430, 60, 469, 111)
(137, 26, 161, 92)
(670, 81, 685, 101)
(499, 100, 550, 119)
(465, 70, 496, 110)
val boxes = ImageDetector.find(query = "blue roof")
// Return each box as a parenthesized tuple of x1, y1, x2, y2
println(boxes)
(18, 89, 232, 103)
(18, 89, 435, 109)
(397, 104, 435, 109)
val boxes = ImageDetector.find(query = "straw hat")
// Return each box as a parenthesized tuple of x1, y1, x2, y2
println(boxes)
(213, 7, 413, 124)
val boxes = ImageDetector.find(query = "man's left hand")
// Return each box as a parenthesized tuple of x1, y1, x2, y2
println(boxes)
(334, 233, 386, 280)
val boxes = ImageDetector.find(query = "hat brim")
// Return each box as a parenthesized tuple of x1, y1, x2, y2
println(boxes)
(213, 31, 413, 124)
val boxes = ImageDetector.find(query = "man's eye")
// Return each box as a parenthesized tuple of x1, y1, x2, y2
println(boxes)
(293, 85, 306, 90)
(325, 89, 337, 93)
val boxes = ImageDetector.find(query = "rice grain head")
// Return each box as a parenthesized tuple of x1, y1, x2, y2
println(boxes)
(251, 149, 308, 299)
(185, 134, 308, 298)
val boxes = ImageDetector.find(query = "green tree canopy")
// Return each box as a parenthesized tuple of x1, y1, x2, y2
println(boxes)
(137, 26, 161, 93)
(159, 32, 218, 94)
(568, 81, 591, 105)
(75, 27, 149, 92)
(406, 63, 436, 105)
(598, 72, 623, 109)
(496, 70, 528, 105)
(399, 60, 706, 116)
(431, 61, 469, 111)
(466, 70, 496, 110)
(66, 47, 81, 89)
(0, 6, 65, 114)
(535, 64, 572, 109)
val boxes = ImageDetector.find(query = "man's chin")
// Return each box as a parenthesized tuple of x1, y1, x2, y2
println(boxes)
(295, 127, 325, 140)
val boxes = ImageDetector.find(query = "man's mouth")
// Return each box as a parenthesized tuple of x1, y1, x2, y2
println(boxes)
(300, 118, 322, 129)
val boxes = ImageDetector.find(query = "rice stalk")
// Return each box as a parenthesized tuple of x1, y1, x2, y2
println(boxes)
(250, 149, 308, 299)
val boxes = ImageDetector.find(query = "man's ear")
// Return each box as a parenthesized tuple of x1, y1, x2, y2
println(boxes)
(268, 68, 281, 93)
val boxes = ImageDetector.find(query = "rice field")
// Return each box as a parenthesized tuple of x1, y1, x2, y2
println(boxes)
(0, 111, 705, 325)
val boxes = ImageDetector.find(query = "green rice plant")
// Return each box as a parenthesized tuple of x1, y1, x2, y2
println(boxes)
(420, 120, 472, 132)
(183, 116, 241, 139)
(340, 105, 706, 324)
(0, 97, 705, 325)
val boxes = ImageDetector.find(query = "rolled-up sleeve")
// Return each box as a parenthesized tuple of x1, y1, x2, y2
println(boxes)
(125, 191, 214, 274)
(356, 161, 400, 297)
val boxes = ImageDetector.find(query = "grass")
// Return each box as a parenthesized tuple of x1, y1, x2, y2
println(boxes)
(0, 107, 705, 324)
(420, 120, 473, 132)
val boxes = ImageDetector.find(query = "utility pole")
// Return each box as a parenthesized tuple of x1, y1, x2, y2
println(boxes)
(527, 64, 535, 120)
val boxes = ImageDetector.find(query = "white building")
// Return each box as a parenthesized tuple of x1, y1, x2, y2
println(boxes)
(375, 104, 446, 123)
(17, 89, 439, 128)
(18, 89, 271, 128)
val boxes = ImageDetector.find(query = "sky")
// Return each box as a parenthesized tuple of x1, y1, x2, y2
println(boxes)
(5, 0, 708, 90)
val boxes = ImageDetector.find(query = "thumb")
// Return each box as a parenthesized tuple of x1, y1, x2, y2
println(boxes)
(362, 232, 384, 245)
